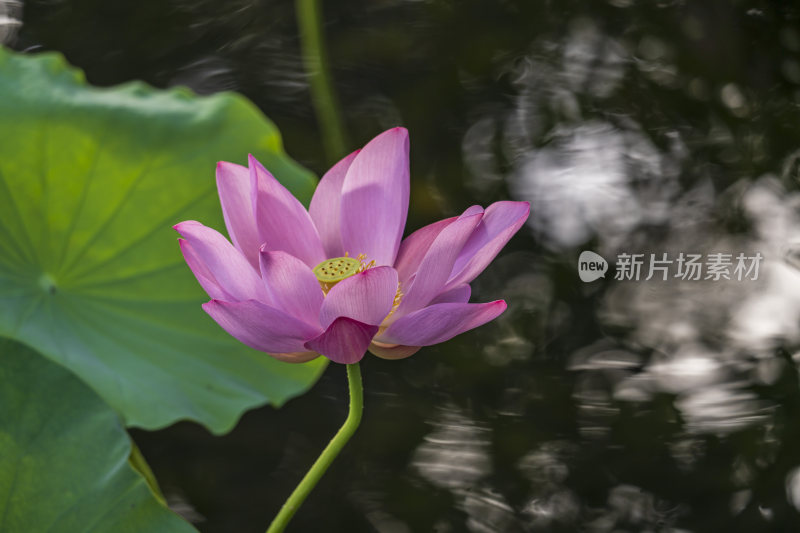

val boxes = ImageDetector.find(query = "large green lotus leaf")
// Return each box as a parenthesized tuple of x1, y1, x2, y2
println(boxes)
(0, 338, 198, 532)
(0, 47, 327, 433)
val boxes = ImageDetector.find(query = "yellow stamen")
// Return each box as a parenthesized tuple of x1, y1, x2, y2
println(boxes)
(377, 283, 404, 335)
(355, 253, 376, 273)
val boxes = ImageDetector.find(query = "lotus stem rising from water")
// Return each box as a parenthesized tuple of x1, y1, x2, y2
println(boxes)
(174, 127, 529, 532)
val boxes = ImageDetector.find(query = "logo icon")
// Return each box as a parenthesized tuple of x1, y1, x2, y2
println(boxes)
(578, 251, 608, 282)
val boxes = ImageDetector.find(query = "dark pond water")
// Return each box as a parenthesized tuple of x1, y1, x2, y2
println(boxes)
(9, 0, 800, 531)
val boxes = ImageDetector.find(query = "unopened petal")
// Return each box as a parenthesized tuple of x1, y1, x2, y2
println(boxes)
(380, 300, 506, 346)
(340, 128, 409, 266)
(216, 161, 261, 269)
(309, 150, 360, 258)
(304, 317, 379, 364)
(203, 299, 323, 354)
(250, 155, 326, 267)
(174, 221, 267, 302)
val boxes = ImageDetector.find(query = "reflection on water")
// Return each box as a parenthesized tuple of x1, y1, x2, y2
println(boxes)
(421, 5, 800, 530)
(412, 405, 522, 531)
(490, 11, 800, 438)
(588, 176, 800, 437)
(588, 484, 683, 533)
(15, 0, 800, 531)
(0, 0, 20, 45)
(518, 441, 580, 529)
(510, 120, 672, 249)
(413, 405, 491, 490)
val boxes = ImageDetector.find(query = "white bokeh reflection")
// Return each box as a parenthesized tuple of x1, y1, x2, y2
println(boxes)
(518, 445, 687, 531)
(510, 121, 674, 250)
(585, 484, 685, 533)
(574, 374, 619, 440)
(455, 11, 800, 527)
(562, 18, 627, 98)
(589, 176, 800, 436)
(462, 487, 518, 533)
(603, 177, 800, 433)
(522, 491, 581, 530)
(412, 405, 490, 491)
(785, 466, 800, 512)
(471, 18, 800, 440)
(461, 19, 688, 251)
(411, 405, 521, 532)
(676, 386, 769, 434)
(518, 441, 581, 529)
(648, 347, 725, 395)
(729, 177, 800, 352)
(0, 0, 21, 46)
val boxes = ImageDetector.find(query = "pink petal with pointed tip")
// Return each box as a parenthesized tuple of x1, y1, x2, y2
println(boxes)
(250, 155, 326, 267)
(259, 250, 324, 326)
(318, 266, 398, 329)
(217, 161, 261, 269)
(309, 150, 360, 258)
(174, 221, 267, 302)
(379, 300, 506, 346)
(178, 239, 227, 300)
(446, 201, 530, 289)
(368, 342, 421, 360)
(430, 283, 471, 305)
(392, 208, 482, 318)
(304, 317, 378, 364)
(340, 128, 410, 266)
(203, 299, 323, 354)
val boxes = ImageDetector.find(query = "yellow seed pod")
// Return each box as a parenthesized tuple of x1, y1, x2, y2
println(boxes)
(313, 256, 361, 284)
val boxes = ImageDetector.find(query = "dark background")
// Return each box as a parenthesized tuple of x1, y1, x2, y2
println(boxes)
(9, 0, 800, 531)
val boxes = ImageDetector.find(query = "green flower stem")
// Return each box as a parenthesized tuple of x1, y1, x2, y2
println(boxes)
(295, 0, 349, 163)
(266, 363, 363, 533)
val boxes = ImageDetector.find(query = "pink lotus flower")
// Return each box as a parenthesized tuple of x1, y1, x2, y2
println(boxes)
(174, 128, 529, 364)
